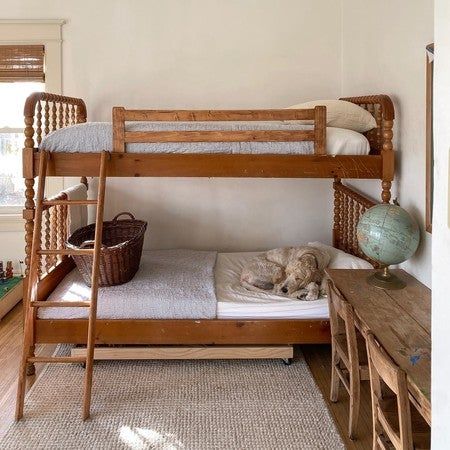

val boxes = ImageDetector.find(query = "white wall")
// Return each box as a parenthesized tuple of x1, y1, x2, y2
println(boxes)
(2, 0, 435, 270)
(3, 0, 343, 254)
(432, 0, 450, 446)
(341, 0, 434, 287)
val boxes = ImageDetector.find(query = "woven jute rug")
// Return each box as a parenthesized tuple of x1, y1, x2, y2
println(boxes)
(1, 347, 344, 449)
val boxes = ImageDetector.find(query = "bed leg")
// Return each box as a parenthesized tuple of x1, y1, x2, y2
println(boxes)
(26, 359, 36, 376)
(282, 358, 293, 366)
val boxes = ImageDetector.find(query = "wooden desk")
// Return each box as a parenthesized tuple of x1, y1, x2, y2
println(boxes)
(325, 269, 431, 425)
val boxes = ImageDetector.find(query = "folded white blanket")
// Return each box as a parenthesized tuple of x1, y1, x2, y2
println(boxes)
(41, 249, 218, 319)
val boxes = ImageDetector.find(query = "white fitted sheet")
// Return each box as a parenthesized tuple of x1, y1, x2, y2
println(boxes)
(215, 252, 329, 319)
(38, 250, 330, 320)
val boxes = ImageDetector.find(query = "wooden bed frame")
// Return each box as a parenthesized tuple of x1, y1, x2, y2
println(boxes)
(28, 181, 375, 349)
(21, 93, 386, 354)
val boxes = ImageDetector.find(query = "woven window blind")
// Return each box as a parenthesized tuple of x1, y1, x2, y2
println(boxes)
(0, 45, 45, 82)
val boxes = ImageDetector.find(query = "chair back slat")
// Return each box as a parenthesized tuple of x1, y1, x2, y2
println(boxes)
(367, 333, 414, 450)
(327, 279, 360, 366)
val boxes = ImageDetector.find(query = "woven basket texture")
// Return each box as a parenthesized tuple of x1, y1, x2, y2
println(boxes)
(67, 212, 147, 287)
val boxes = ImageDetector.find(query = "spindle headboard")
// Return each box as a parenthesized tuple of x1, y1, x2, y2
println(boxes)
(332, 179, 377, 266)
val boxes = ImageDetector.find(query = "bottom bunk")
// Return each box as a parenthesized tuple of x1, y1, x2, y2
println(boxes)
(35, 243, 372, 345)
(31, 180, 376, 347)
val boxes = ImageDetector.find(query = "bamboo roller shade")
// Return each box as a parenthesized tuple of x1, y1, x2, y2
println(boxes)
(0, 45, 45, 82)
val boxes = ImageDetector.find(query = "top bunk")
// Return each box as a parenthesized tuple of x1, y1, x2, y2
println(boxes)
(23, 92, 395, 182)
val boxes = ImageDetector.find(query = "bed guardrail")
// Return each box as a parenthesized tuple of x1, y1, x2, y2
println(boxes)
(112, 106, 327, 155)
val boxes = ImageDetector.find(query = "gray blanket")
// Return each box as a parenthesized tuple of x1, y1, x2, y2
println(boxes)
(40, 249, 218, 319)
(40, 121, 315, 154)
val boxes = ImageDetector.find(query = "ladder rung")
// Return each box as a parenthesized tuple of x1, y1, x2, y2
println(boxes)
(37, 249, 94, 256)
(28, 356, 87, 364)
(43, 199, 97, 206)
(30, 301, 91, 308)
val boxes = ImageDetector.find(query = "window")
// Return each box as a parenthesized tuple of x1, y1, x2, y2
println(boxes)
(0, 44, 45, 211)
(0, 20, 64, 228)
(0, 82, 44, 209)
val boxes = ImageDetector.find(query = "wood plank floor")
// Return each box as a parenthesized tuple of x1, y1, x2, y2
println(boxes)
(301, 344, 373, 449)
(0, 303, 373, 448)
(0, 303, 56, 438)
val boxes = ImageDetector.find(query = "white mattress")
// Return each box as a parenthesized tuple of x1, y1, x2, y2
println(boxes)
(38, 250, 329, 320)
(40, 122, 371, 156)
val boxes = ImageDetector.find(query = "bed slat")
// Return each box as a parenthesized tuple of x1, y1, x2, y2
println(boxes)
(124, 129, 316, 143)
(121, 108, 317, 122)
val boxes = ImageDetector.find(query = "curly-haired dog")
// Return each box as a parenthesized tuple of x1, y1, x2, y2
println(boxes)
(240, 246, 330, 300)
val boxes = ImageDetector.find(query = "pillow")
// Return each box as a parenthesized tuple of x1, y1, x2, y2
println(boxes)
(326, 127, 370, 156)
(287, 99, 377, 133)
(308, 241, 373, 269)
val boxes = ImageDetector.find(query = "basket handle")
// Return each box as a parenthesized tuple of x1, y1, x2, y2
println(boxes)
(112, 212, 135, 222)
(79, 240, 107, 250)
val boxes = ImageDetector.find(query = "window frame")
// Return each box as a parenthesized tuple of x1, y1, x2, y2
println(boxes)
(0, 20, 65, 230)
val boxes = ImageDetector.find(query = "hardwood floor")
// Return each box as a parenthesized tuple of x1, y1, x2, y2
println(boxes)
(0, 303, 373, 448)
(301, 344, 373, 449)
(0, 303, 56, 438)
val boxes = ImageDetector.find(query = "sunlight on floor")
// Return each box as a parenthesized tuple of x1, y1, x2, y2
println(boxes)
(119, 425, 185, 449)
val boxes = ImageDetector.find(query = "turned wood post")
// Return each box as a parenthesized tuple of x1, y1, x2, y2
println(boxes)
(23, 98, 38, 376)
(333, 178, 342, 248)
(381, 108, 394, 204)
(76, 99, 87, 124)
(381, 119, 393, 203)
(23, 120, 36, 279)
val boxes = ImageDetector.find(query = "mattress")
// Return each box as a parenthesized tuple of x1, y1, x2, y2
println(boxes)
(40, 122, 371, 156)
(38, 250, 329, 320)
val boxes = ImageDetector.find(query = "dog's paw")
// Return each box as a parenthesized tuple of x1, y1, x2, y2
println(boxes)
(305, 291, 319, 301)
(304, 282, 320, 301)
(295, 289, 308, 300)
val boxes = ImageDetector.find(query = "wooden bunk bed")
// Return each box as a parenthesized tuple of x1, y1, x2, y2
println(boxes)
(21, 91, 394, 348)
(17, 92, 393, 419)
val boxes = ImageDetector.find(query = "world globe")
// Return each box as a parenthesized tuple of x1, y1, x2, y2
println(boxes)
(356, 203, 420, 289)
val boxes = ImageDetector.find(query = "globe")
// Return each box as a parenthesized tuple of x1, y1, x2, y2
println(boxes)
(357, 204, 420, 266)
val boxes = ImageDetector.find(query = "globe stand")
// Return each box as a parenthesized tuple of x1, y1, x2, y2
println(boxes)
(367, 266, 406, 290)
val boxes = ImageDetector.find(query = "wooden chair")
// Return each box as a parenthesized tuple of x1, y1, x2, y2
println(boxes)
(366, 333, 430, 450)
(327, 279, 369, 439)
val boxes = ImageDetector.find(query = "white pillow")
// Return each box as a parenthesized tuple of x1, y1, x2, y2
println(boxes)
(308, 241, 373, 269)
(326, 127, 370, 156)
(287, 99, 377, 133)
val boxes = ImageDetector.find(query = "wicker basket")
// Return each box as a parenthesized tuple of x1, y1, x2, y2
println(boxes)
(67, 212, 147, 287)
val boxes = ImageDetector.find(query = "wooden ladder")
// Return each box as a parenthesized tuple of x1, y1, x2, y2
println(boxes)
(15, 150, 108, 421)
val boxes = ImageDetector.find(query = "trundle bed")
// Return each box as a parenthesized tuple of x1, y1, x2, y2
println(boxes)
(22, 92, 392, 350)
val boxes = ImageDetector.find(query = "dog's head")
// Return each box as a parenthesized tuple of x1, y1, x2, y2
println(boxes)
(278, 253, 320, 295)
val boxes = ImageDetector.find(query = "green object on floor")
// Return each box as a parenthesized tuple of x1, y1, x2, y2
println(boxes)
(0, 276, 22, 299)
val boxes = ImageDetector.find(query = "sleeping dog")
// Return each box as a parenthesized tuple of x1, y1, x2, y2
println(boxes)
(240, 246, 330, 301)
